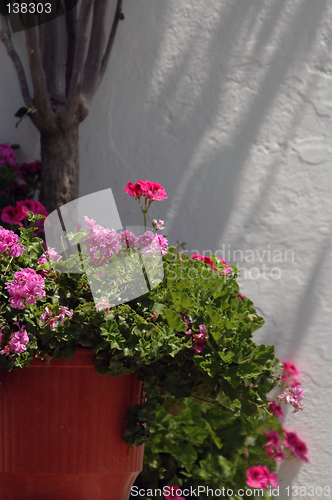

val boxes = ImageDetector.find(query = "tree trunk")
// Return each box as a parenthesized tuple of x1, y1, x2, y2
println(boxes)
(40, 123, 79, 213)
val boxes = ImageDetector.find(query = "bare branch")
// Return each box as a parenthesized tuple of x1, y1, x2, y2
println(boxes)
(25, 26, 55, 129)
(64, 0, 77, 97)
(100, 0, 123, 82)
(63, 0, 93, 123)
(38, 18, 59, 99)
(0, 14, 33, 108)
(81, 0, 109, 101)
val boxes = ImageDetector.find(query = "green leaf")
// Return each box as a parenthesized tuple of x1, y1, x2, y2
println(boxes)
(216, 391, 241, 411)
(164, 309, 186, 331)
(180, 292, 196, 308)
(153, 303, 165, 314)
(164, 397, 187, 416)
(163, 371, 194, 398)
(14, 107, 28, 118)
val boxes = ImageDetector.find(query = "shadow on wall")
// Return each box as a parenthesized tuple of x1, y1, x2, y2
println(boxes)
(156, 0, 327, 251)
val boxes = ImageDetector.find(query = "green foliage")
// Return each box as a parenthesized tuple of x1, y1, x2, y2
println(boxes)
(132, 398, 283, 500)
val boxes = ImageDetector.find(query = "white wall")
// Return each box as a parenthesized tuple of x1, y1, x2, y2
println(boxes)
(1, 0, 332, 496)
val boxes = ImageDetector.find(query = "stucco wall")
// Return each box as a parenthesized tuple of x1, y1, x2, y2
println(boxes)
(1, 0, 332, 496)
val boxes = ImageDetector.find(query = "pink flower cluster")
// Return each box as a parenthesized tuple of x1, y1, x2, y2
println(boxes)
(138, 231, 168, 257)
(152, 219, 165, 230)
(246, 465, 278, 490)
(281, 360, 301, 387)
(41, 306, 73, 329)
(247, 361, 308, 484)
(14, 160, 41, 182)
(0, 322, 29, 356)
(0, 143, 17, 167)
(124, 180, 167, 201)
(180, 314, 207, 354)
(37, 247, 62, 278)
(1, 200, 48, 227)
(262, 430, 285, 462)
(95, 298, 111, 313)
(84, 216, 123, 265)
(190, 253, 231, 274)
(268, 400, 285, 420)
(0, 226, 24, 257)
(5, 268, 46, 309)
(262, 427, 309, 463)
(283, 428, 309, 463)
(83, 217, 168, 265)
(278, 385, 305, 412)
(192, 324, 207, 354)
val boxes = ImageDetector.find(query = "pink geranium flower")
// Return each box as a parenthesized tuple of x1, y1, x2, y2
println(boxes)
(1, 205, 26, 226)
(138, 231, 168, 256)
(124, 180, 167, 201)
(192, 324, 207, 354)
(152, 219, 165, 230)
(246, 465, 279, 489)
(278, 385, 305, 412)
(5, 268, 46, 309)
(14, 160, 41, 181)
(283, 428, 309, 462)
(0, 143, 17, 167)
(121, 229, 138, 248)
(0, 226, 24, 257)
(190, 253, 231, 274)
(281, 360, 301, 387)
(0, 322, 29, 356)
(262, 430, 285, 462)
(267, 400, 285, 420)
(41, 306, 73, 329)
(145, 181, 167, 201)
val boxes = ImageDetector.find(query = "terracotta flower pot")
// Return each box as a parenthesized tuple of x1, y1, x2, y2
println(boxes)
(0, 348, 144, 500)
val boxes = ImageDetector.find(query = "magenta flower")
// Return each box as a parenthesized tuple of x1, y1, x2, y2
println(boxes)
(145, 181, 167, 201)
(0, 226, 24, 257)
(192, 324, 207, 354)
(237, 293, 244, 300)
(0, 143, 17, 167)
(267, 400, 285, 420)
(0, 322, 29, 356)
(246, 465, 279, 489)
(1, 200, 48, 227)
(41, 306, 73, 329)
(5, 268, 46, 309)
(283, 428, 309, 462)
(124, 180, 167, 201)
(190, 253, 231, 274)
(14, 160, 41, 181)
(1, 205, 26, 226)
(262, 430, 285, 462)
(281, 360, 301, 387)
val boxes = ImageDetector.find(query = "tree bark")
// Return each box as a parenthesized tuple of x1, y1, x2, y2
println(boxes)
(40, 123, 79, 213)
(1, 1, 124, 213)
